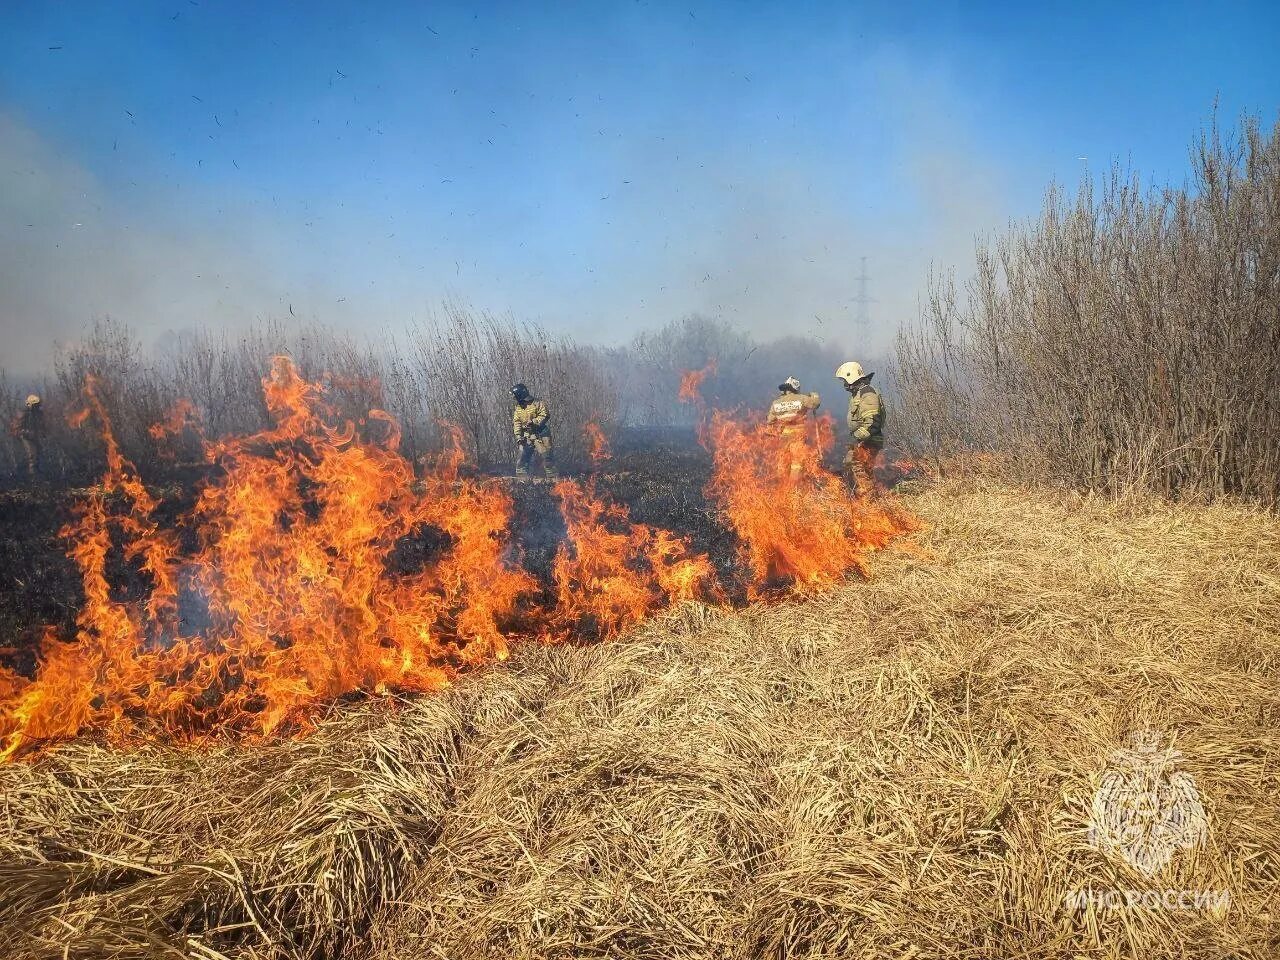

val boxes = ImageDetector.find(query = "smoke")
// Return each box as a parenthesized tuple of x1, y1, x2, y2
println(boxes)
(0, 44, 1010, 372)
(0, 112, 286, 372)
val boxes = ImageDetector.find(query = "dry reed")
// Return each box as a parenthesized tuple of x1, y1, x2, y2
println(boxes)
(2, 479, 1278, 959)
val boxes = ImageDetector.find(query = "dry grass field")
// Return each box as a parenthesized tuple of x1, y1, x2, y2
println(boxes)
(3, 477, 1277, 960)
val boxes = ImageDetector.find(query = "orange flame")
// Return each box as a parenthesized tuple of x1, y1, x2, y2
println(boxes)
(584, 421, 611, 466)
(147, 398, 200, 458)
(0, 359, 922, 762)
(702, 410, 920, 599)
(0, 359, 534, 760)
(0, 663, 23, 703)
(548, 479, 717, 640)
(677, 359, 717, 404)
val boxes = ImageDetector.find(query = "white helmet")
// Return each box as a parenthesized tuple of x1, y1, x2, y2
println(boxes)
(25, 394, 41, 407)
(835, 361, 869, 386)
(779, 376, 801, 392)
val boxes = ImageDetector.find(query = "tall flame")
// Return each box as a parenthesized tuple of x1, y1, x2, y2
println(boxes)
(677, 364, 920, 597)
(584, 421, 611, 466)
(0, 360, 920, 761)
(0, 359, 534, 760)
(702, 411, 919, 597)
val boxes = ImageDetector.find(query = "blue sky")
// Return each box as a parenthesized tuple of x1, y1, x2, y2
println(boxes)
(1, 1, 1277, 367)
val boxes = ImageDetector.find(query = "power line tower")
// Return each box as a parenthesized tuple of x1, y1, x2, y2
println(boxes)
(851, 256, 875, 330)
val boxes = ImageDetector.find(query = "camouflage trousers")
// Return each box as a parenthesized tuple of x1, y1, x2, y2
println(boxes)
(515, 434, 557, 479)
(843, 441, 883, 497)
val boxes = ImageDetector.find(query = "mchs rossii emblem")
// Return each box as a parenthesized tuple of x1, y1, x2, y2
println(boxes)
(1089, 731, 1207, 877)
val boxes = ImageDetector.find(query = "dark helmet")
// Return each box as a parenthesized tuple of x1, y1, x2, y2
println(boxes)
(778, 376, 801, 394)
(511, 383, 530, 402)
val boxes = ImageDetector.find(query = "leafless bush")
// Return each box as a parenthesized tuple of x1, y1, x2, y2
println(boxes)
(3, 306, 869, 484)
(1, 309, 625, 483)
(403, 303, 619, 470)
(31, 318, 391, 481)
(896, 111, 1280, 504)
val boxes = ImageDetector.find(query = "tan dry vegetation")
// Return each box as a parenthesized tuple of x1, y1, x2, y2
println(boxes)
(2, 480, 1278, 959)
(894, 112, 1280, 505)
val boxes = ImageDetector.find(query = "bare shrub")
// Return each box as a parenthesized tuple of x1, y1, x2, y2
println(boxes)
(404, 303, 620, 470)
(1, 308, 625, 482)
(895, 111, 1280, 504)
(3, 307, 863, 484)
(34, 318, 393, 482)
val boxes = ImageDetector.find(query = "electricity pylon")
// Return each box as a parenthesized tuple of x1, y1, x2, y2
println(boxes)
(852, 256, 875, 330)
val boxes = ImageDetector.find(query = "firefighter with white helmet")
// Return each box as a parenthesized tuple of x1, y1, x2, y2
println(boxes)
(12, 394, 45, 481)
(766, 376, 821, 477)
(511, 383, 557, 480)
(835, 361, 884, 495)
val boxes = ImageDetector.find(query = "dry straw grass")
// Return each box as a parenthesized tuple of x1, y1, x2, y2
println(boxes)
(2, 480, 1279, 959)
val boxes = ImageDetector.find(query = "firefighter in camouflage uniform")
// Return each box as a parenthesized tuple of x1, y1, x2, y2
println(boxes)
(835, 361, 884, 496)
(766, 376, 821, 477)
(511, 383, 557, 480)
(12, 394, 45, 482)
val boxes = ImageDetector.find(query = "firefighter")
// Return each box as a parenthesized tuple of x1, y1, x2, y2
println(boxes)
(13, 394, 45, 481)
(766, 376, 821, 477)
(834, 361, 884, 495)
(511, 383, 557, 480)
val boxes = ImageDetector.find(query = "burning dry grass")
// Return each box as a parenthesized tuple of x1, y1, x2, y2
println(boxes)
(0, 360, 916, 759)
(2, 480, 1279, 959)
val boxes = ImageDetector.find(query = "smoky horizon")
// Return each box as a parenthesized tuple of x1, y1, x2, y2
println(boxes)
(5, 3, 1273, 370)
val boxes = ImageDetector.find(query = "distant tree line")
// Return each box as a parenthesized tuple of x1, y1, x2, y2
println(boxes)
(0, 310, 871, 484)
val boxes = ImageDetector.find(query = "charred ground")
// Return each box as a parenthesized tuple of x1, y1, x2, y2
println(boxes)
(0, 427, 756, 675)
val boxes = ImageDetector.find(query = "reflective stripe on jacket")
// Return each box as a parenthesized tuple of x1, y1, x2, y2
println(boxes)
(766, 391, 821, 427)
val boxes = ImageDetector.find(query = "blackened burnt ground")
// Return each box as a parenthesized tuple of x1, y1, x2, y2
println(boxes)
(0, 427, 740, 674)
(506, 426, 736, 585)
